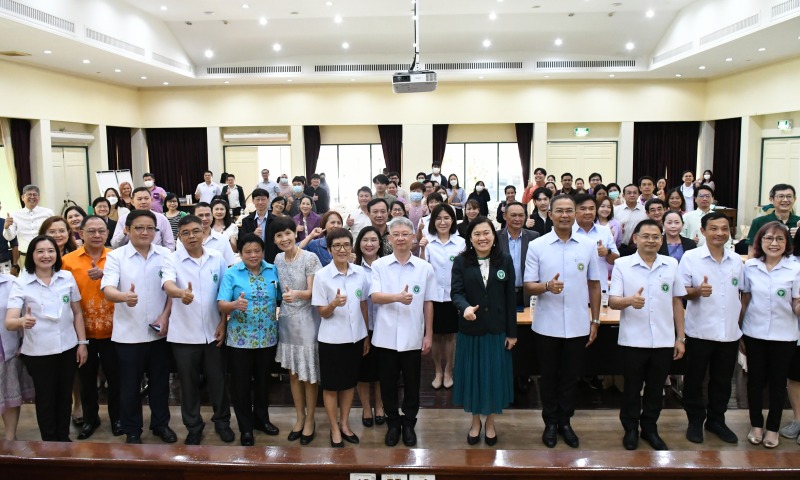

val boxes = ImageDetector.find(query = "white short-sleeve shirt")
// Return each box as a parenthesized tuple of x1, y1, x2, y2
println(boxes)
(678, 245, 743, 342)
(196, 182, 222, 204)
(369, 253, 436, 351)
(523, 230, 602, 338)
(614, 203, 648, 245)
(161, 248, 227, 344)
(572, 222, 619, 290)
(312, 262, 370, 344)
(424, 234, 466, 302)
(610, 253, 687, 348)
(741, 257, 800, 342)
(177, 230, 236, 266)
(348, 209, 372, 240)
(101, 243, 170, 344)
(8, 270, 81, 356)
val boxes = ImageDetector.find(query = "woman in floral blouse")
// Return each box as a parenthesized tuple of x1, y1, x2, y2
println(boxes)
(218, 233, 281, 446)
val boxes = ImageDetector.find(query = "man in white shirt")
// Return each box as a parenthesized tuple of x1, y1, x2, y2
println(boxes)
(638, 176, 656, 206)
(678, 211, 743, 445)
(609, 219, 686, 451)
(681, 185, 733, 250)
(221, 174, 245, 217)
(256, 168, 281, 209)
(3, 184, 54, 265)
(345, 187, 373, 240)
(101, 210, 176, 445)
(175, 203, 236, 266)
(194, 170, 222, 204)
(572, 193, 619, 292)
(111, 187, 175, 250)
(162, 215, 232, 445)
(614, 184, 647, 248)
(523, 194, 601, 449)
(369, 216, 436, 448)
(679, 170, 695, 212)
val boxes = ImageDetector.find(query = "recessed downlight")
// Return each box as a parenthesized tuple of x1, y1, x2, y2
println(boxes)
(43, 50, 52, 54)
(224, 81, 230, 84)
(82, 59, 90, 64)
(725, 57, 733, 62)
(758, 47, 766, 52)
(625, 42, 635, 51)
(273, 43, 282, 52)
(675, 74, 682, 77)
(114, 68, 121, 73)
(482, 39, 492, 47)
(334, 14, 342, 23)
(163, 82, 169, 85)
(489, 11, 497, 20)
(140, 76, 147, 80)
(554, 38, 563, 46)
(342, 42, 349, 49)
(609, 74, 615, 78)
(645, 9, 654, 18)
(204, 49, 214, 58)
(287, 79, 293, 82)
(241, 4, 249, 9)
(259, 17, 267, 25)
(699, 65, 706, 70)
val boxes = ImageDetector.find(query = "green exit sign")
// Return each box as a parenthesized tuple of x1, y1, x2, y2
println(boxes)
(574, 127, 590, 137)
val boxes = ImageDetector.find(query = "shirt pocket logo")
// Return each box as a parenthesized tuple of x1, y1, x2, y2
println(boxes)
(413, 285, 421, 294)
(577, 263, 585, 271)
(497, 270, 506, 280)
(777, 288, 787, 297)
(731, 277, 738, 286)
(356, 289, 363, 298)
(62, 294, 70, 304)
(661, 283, 670, 293)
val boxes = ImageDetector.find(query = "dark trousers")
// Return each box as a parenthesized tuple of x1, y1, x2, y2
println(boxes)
(682, 336, 738, 426)
(115, 339, 171, 436)
(229, 345, 277, 433)
(743, 335, 796, 431)
(619, 346, 673, 434)
(534, 332, 588, 426)
(21, 347, 78, 441)
(377, 347, 421, 428)
(171, 342, 231, 433)
(79, 337, 120, 426)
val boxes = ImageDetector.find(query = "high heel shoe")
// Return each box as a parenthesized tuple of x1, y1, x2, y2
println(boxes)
(467, 422, 482, 445)
(362, 408, 374, 428)
(747, 427, 763, 445)
(374, 408, 386, 426)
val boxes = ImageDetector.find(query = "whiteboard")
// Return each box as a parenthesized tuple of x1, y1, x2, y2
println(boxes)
(96, 169, 133, 195)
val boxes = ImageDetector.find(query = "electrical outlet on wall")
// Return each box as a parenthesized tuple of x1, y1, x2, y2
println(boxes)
(381, 474, 408, 480)
(350, 474, 377, 480)
(409, 475, 436, 480)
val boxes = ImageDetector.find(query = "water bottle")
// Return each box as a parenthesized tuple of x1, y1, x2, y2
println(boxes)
(601, 290, 609, 318)
(529, 294, 537, 323)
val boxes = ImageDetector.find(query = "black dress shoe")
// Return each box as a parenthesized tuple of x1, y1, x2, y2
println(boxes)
(255, 420, 280, 436)
(686, 422, 704, 443)
(330, 431, 344, 448)
(216, 425, 235, 443)
(362, 413, 374, 428)
(485, 432, 497, 446)
(623, 429, 639, 450)
(287, 429, 302, 441)
(558, 424, 580, 448)
(641, 431, 668, 451)
(125, 434, 142, 444)
(341, 430, 360, 444)
(402, 424, 417, 447)
(542, 425, 558, 448)
(467, 423, 482, 445)
(112, 421, 124, 437)
(240, 432, 254, 446)
(385, 426, 401, 447)
(705, 421, 738, 444)
(299, 424, 315, 445)
(77, 419, 101, 440)
(374, 414, 386, 426)
(152, 426, 178, 443)
(185, 430, 202, 445)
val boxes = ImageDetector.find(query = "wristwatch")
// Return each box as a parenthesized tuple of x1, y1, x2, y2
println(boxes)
(590, 318, 601, 325)
(678, 337, 686, 344)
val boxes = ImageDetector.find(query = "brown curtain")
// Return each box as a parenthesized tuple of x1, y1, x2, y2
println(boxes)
(712, 118, 742, 207)
(304, 125, 321, 178)
(10, 118, 32, 196)
(633, 122, 700, 187)
(378, 125, 403, 177)
(432, 124, 449, 168)
(515, 123, 533, 184)
(145, 127, 208, 197)
(106, 126, 132, 171)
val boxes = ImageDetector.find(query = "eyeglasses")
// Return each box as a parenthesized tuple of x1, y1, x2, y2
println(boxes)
(331, 243, 351, 251)
(133, 226, 159, 234)
(696, 194, 712, 199)
(179, 229, 203, 238)
(391, 233, 413, 239)
(552, 209, 575, 215)
(774, 194, 795, 201)
(636, 234, 661, 241)
(83, 229, 108, 236)
(762, 236, 787, 244)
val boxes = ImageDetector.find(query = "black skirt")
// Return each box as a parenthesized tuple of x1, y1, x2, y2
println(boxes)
(433, 301, 458, 335)
(319, 339, 364, 391)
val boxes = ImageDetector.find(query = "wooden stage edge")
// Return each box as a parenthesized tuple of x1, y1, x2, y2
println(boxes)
(3, 442, 800, 479)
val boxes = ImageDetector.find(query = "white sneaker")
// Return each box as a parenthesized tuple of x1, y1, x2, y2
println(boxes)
(779, 420, 800, 439)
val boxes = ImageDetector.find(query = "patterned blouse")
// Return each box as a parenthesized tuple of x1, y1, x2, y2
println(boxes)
(217, 260, 281, 349)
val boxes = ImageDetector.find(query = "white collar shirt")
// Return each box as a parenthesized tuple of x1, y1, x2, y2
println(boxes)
(680, 184, 695, 212)
(610, 253, 687, 348)
(177, 230, 235, 266)
(348, 208, 372, 240)
(424, 234, 465, 302)
(161, 248, 227, 344)
(572, 222, 619, 290)
(369, 253, 436, 351)
(111, 211, 176, 250)
(256, 180, 281, 205)
(8, 270, 80, 356)
(312, 262, 370, 344)
(680, 208, 733, 249)
(3, 206, 55, 251)
(678, 245, 743, 342)
(0, 274, 22, 359)
(196, 182, 222, 204)
(741, 257, 800, 342)
(523, 230, 602, 338)
(614, 203, 647, 245)
(226, 185, 241, 208)
(101, 242, 170, 343)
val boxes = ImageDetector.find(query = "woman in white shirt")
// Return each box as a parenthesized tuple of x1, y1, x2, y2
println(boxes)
(419, 204, 465, 389)
(740, 222, 800, 448)
(0, 272, 35, 440)
(4, 235, 88, 441)
(211, 199, 239, 253)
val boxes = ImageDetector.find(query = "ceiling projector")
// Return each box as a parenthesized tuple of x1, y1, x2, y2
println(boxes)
(392, 70, 437, 93)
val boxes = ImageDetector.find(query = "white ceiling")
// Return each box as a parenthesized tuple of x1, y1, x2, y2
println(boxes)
(0, 0, 799, 87)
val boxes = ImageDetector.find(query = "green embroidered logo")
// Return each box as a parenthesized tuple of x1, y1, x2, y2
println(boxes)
(158, 270, 163, 278)
(661, 283, 669, 292)
(731, 277, 738, 286)
(777, 288, 787, 297)
(413, 285, 421, 294)
(577, 263, 585, 271)
(213, 273, 219, 283)
(497, 270, 506, 280)
(449, 255, 455, 262)
(62, 295, 69, 304)
(356, 289, 363, 298)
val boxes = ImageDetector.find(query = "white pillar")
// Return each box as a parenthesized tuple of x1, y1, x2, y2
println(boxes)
(402, 124, 433, 187)
(131, 128, 147, 184)
(29, 119, 54, 208)
(88, 124, 109, 200)
(617, 122, 634, 186)
(738, 116, 762, 228)
(290, 125, 305, 178)
(533, 122, 548, 173)
(698, 121, 715, 176)
(207, 127, 224, 176)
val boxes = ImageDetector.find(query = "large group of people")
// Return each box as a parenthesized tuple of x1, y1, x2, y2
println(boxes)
(1, 163, 799, 457)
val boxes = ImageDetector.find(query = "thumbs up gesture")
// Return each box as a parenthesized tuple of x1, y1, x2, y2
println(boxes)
(87, 260, 104, 280)
(125, 283, 139, 307)
(181, 281, 195, 305)
(463, 304, 480, 321)
(333, 288, 347, 307)
(699, 275, 712, 297)
(5, 213, 12, 228)
(631, 287, 645, 309)
(597, 239, 608, 257)
(398, 284, 413, 305)
(282, 285, 295, 303)
(525, 217, 535, 228)
(21, 306, 35, 329)
(235, 292, 248, 312)
(548, 273, 564, 294)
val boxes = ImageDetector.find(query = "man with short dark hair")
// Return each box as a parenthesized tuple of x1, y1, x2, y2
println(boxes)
(240, 189, 278, 263)
(645, 198, 667, 227)
(746, 183, 799, 256)
(183, 203, 236, 265)
(373, 174, 397, 206)
(305, 174, 330, 214)
(286, 176, 314, 217)
(522, 167, 548, 204)
(588, 173, 603, 195)
(527, 187, 554, 237)
(221, 174, 245, 217)
(681, 185, 732, 249)
(345, 186, 373, 240)
(496, 185, 523, 229)
(638, 176, 656, 206)
(388, 172, 409, 202)
(368, 197, 392, 254)
(111, 187, 175, 249)
(425, 162, 443, 185)
(195, 170, 221, 204)
(558, 173, 575, 196)
(615, 184, 647, 248)
(498, 202, 539, 308)
(256, 169, 281, 209)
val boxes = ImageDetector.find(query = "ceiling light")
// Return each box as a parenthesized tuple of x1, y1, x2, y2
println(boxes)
(725, 57, 733, 62)
(609, 74, 615, 78)
(43, 50, 52, 54)
(625, 42, 635, 50)
(350, 78, 355, 82)
(204, 49, 214, 58)
(163, 82, 169, 85)
(544, 75, 550, 78)
(489, 11, 497, 20)
(287, 79, 293, 82)
(82, 59, 90, 64)
(334, 14, 342, 23)
(554, 38, 563, 46)
(140, 76, 147, 80)
(114, 68, 121, 73)
(241, 4, 249, 9)
(273, 43, 282, 51)
(327, 1, 333, 5)
(699, 65, 706, 70)
(224, 81, 230, 84)
(342, 42, 349, 49)
(645, 9, 654, 18)
(479, 76, 484, 79)
(675, 74, 682, 77)
(758, 47, 766, 52)
(482, 39, 492, 47)
(259, 17, 267, 25)
(160, 5, 167, 11)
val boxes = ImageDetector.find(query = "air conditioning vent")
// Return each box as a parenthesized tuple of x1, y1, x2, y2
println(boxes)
(772, 0, 800, 18)
(536, 60, 636, 69)
(85, 28, 145, 56)
(653, 42, 693, 64)
(223, 133, 289, 143)
(51, 131, 95, 144)
(425, 61, 523, 70)
(207, 66, 301, 74)
(0, 0, 74, 33)
(315, 64, 411, 73)
(699, 14, 759, 46)
(153, 53, 193, 73)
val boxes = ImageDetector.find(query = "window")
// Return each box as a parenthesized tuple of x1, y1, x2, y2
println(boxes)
(442, 143, 523, 206)
(317, 144, 386, 207)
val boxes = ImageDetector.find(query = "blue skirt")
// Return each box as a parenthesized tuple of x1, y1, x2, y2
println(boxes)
(453, 332, 514, 416)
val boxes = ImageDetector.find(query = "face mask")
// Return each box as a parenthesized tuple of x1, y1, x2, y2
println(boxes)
(450, 180, 458, 187)
(107, 196, 118, 206)
(608, 191, 620, 200)
(410, 192, 423, 202)
(417, 177, 425, 182)
(703, 174, 711, 180)
(432, 167, 440, 174)
(280, 178, 289, 185)
(475, 185, 484, 193)
(143, 180, 154, 188)
(292, 185, 303, 193)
